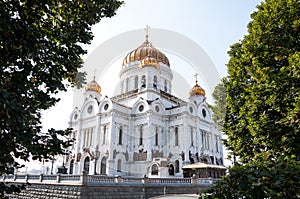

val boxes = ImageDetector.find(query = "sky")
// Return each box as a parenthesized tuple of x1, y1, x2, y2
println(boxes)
(34, 0, 263, 172)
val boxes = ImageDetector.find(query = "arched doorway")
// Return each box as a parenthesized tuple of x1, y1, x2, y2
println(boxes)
(151, 164, 159, 175)
(100, 157, 107, 175)
(83, 157, 90, 174)
(169, 164, 175, 176)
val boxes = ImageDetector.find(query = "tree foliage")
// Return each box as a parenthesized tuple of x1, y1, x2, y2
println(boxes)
(0, 0, 123, 197)
(205, 0, 300, 198)
(211, 77, 227, 130)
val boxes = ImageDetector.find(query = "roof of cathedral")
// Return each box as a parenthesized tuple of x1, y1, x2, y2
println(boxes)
(85, 76, 101, 94)
(122, 40, 170, 67)
(122, 26, 170, 67)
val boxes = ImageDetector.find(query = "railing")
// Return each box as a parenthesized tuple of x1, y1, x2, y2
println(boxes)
(1, 173, 220, 187)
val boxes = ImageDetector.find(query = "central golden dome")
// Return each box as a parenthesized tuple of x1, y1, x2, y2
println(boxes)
(122, 40, 170, 67)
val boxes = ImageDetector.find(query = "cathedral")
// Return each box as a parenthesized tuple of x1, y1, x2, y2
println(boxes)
(67, 31, 224, 178)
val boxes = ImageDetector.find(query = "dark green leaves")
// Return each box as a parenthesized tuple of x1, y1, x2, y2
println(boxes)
(0, 0, 123, 196)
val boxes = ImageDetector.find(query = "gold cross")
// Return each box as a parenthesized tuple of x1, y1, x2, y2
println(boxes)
(145, 25, 150, 41)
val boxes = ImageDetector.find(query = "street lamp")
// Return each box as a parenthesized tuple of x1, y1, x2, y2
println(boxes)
(94, 145, 100, 175)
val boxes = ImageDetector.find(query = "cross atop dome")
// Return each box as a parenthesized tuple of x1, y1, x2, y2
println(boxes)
(144, 25, 150, 42)
(194, 73, 199, 84)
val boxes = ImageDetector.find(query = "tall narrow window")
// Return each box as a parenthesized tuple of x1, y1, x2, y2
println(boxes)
(153, 76, 157, 89)
(89, 128, 94, 146)
(175, 127, 179, 146)
(118, 126, 123, 145)
(121, 80, 124, 93)
(141, 75, 146, 88)
(117, 159, 122, 172)
(134, 76, 138, 89)
(175, 160, 180, 173)
(83, 157, 90, 173)
(139, 126, 143, 145)
(191, 128, 194, 147)
(164, 80, 168, 92)
(100, 157, 107, 175)
(155, 127, 158, 146)
(103, 125, 107, 145)
(126, 78, 129, 92)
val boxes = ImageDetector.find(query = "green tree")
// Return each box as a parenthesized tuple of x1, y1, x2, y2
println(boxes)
(0, 0, 123, 197)
(211, 77, 227, 130)
(205, 0, 300, 198)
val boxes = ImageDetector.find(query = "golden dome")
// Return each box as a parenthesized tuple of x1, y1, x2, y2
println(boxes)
(190, 83, 206, 96)
(86, 77, 101, 94)
(190, 74, 205, 96)
(122, 40, 170, 67)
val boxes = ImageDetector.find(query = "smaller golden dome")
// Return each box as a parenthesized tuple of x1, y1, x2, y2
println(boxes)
(190, 83, 206, 96)
(139, 55, 160, 69)
(86, 77, 101, 94)
(190, 74, 205, 96)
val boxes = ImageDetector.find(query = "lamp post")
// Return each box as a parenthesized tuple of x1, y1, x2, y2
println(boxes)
(94, 145, 99, 175)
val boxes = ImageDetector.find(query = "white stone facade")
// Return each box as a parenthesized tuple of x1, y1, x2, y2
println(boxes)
(67, 38, 223, 178)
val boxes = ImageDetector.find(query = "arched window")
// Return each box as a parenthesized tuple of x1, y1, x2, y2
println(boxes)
(141, 75, 146, 88)
(153, 76, 157, 88)
(69, 159, 74, 174)
(134, 76, 138, 89)
(117, 159, 122, 172)
(151, 164, 159, 175)
(100, 157, 107, 175)
(83, 157, 90, 174)
(175, 160, 180, 173)
(168, 164, 175, 176)
(139, 126, 143, 145)
(175, 127, 179, 146)
(118, 126, 123, 145)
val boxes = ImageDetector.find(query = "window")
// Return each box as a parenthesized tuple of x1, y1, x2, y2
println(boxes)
(175, 127, 179, 146)
(69, 160, 74, 174)
(121, 80, 124, 93)
(215, 135, 219, 152)
(141, 75, 146, 88)
(83, 157, 90, 173)
(103, 125, 107, 145)
(139, 126, 143, 145)
(153, 76, 157, 88)
(191, 128, 194, 147)
(100, 157, 107, 175)
(175, 160, 180, 173)
(117, 159, 122, 172)
(126, 78, 129, 92)
(151, 164, 159, 175)
(134, 76, 138, 89)
(164, 80, 167, 92)
(168, 164, 175, 176)
(119, 126, 123, 145)
(155, 127, 158, 146)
